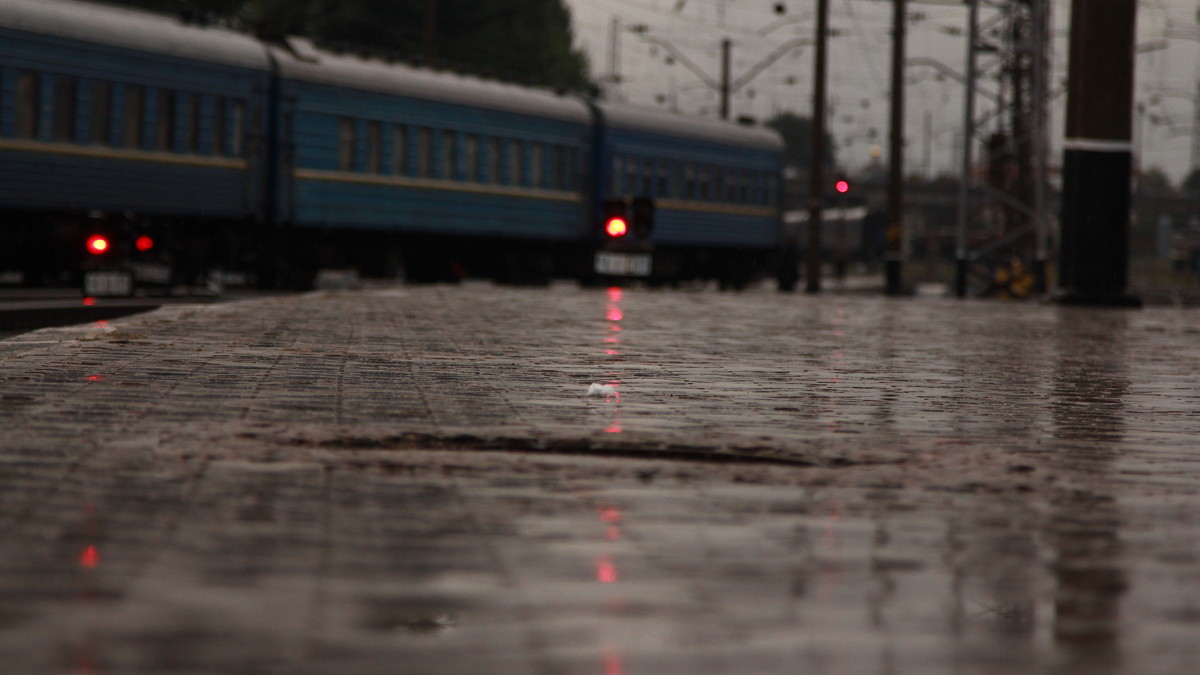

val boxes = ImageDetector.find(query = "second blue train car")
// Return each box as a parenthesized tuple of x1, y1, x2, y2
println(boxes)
(268, 38, 594, 283)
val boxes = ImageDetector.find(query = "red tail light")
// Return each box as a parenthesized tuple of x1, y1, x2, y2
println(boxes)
(605, 217, 628, 238)
(86, 235, 110, 255)
(135, 235, 154, 252)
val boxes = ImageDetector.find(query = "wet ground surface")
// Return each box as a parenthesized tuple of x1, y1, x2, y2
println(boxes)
(0, 287, 297, 339)
(1, 282, 1199, 673)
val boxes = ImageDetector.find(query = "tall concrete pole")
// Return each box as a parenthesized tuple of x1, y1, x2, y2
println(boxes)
(885, 0, 907, 295)
(806, 0, 830, 293)
(1056, 0, 1141, 306)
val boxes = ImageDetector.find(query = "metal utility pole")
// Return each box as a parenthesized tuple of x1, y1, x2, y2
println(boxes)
(1056, 0, 1141, 306)
(955, 0, 979, 298)
(885, 0, 907, 295)
(720, 38, 732, 120)
(806, 0, 829, 293)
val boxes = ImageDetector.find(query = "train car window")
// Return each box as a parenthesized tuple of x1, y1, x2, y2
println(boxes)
(550, 146, 562, 190)
(530, 143, 544, 189)
(229, 101, 245, 157)
(52, 76, 77, 142)
(568, 148, 581, 191)
(465, 134, 480, 182)
(16, 72, 40, 139)
(89, 82, 111, 146)
(625, 157, 637, 196)
(365, 121, 382, 174)
(213, 97, 226, 156)
(155, 89, 174, 151)
(249, 104, 262, 158)
(685, 164, 696, 200)
(642, 158, 654, 197)
(441, 131, 457, 180)
(657, 164, 669, 198)
(726, 169, 737, 203)
(337, 117, 355, 171)
(122, 85, 144, 149)
(185, 94, 200, 153)
(417, 127, 432, 177)
(281, 112, 294, 168)
(392, 124, 408, 175)
(488, 138, 500, 184)
(511, 141, 524, 186)
(611, 156, 622, 194)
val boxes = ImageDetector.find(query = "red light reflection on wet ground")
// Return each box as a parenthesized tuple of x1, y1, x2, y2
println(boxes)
(597, 288, 625, 433)
(79, 545, 99, 569)
(599, 506, 621, 524)
(600, 505, 622, 540)
(603, 647, 624, 675)
(596, 556, 618, 583)
(82, 297, 96, 306)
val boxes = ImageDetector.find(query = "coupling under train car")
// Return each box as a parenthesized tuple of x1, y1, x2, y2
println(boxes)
(0, 0, 784, 294)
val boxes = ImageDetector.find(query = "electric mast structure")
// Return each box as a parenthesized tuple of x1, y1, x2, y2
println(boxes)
(957, 0, 1052, 296)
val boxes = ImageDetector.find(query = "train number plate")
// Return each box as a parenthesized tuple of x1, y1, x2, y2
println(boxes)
(594, 252, 652, 277)
(83, 270, 134, 297)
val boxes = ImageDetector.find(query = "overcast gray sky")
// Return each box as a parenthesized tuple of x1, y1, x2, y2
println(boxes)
(563, 0, 1200, 183)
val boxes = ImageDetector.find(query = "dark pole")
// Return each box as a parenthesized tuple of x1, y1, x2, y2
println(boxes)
(1056, 0, 1141, 306)
(720, 38, 732, 120)
(423, 0, 438, 65)
(885, 0, 907, 295)
(806, 0, 829, 293)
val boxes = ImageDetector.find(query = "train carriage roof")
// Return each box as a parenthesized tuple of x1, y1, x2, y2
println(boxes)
(0, 0, 268, 71)
(598, 101, 783, 153)
(272, 39, 590, 125)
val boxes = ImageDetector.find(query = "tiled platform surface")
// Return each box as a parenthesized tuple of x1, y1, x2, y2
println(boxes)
(1, 283, 1199, 673)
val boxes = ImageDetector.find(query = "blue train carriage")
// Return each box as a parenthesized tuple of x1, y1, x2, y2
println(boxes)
(268, 38, 593, 285)
(591, 102, 785, 288)
(0, 0, 272, 295)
